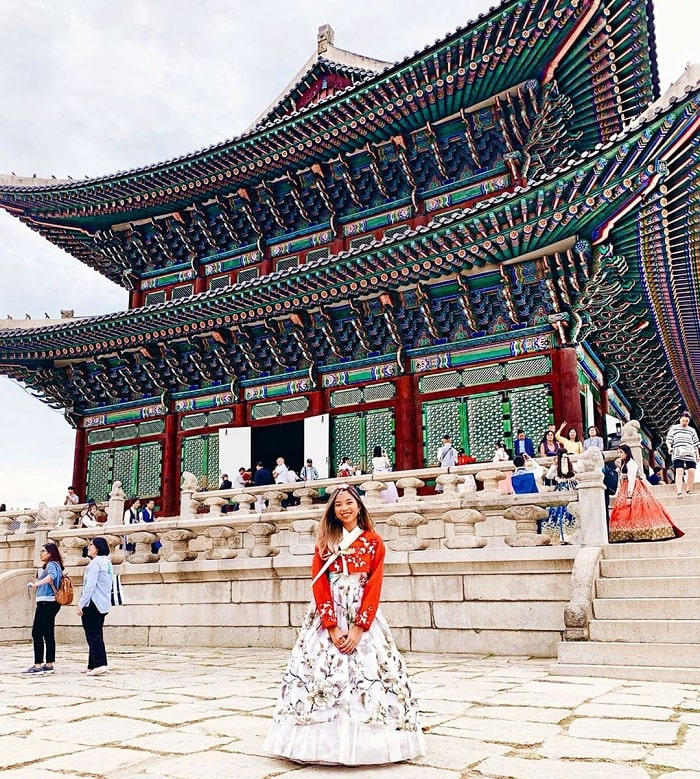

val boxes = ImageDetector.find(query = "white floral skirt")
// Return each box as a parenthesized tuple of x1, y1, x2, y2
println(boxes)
(264, 573, 426, 765)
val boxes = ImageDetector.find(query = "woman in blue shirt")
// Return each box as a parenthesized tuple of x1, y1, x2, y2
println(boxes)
(22, 542, 64, 675)
(77, 537, 113, 676)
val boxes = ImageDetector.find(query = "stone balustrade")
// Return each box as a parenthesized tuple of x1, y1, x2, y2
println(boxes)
(31, 447, 609, 567)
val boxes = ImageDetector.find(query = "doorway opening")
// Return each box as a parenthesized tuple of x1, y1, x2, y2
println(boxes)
(252, 420, 305, 474)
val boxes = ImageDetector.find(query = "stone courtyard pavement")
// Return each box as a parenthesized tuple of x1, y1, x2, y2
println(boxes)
(1, 646, 699, 779)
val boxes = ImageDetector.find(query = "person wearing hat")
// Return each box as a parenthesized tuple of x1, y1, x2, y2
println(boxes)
(77, 537, 114, 676)
(666, 411, 700, 497)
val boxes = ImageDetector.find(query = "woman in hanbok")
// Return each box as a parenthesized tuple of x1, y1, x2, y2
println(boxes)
(371, 445, 398, 503)
(265, 484, 425, 765)
(541, 448, 578, 543)
(609, 445, 684, 542)
(493, 441, 513, 493)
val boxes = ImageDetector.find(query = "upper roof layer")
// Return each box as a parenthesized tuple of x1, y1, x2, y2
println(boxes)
(0, 63, 697, 439)
(0, 0, 660, 284)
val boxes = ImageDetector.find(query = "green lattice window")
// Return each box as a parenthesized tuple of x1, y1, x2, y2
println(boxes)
(421, 385, 551, 464)
(86, 442, 163, 502)
(180, 433, 219, 489)
(331, 408, 394, 474)
(509, 386, 552, 446)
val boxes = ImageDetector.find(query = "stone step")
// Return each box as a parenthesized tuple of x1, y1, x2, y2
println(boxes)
(588, 619, 699, 643)
(603, 540, 700, 559)
(551, 662, 700, 685)
(653, 486, 700, 502)
(600, 556, 700, 578)
(558, 640, 700, 668)
(596, 576, 700, 598)
(593, 597, 700, 620)
(663, 504, 700, 520)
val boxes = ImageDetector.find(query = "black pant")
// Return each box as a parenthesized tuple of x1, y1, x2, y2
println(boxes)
(81, 601, 108, 669)
(32, 601, 61, 664)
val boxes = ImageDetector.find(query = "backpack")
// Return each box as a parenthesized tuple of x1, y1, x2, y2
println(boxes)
(49, 571, 74, 606)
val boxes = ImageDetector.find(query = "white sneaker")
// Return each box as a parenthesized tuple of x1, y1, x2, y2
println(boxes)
(86, 666, 108, 676)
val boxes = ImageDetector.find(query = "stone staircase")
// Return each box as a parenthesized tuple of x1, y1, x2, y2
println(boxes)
(554, 488, 700, 683)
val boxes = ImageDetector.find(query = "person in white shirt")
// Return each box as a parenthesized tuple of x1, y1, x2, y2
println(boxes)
(64, 486, 79, 506)
(273, 457, 290, 484)
(666, 411, 700, 497)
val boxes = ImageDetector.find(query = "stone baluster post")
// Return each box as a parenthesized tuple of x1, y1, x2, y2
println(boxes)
(289, 519, 319, 555)
(386, 512, 428, 551)
(442, 509, 487, 548)
(235, 494, 257, 514)
(203, 496, 228, 516)
(360, 480, 386, 507)
(292, 487, 319, 509)
(161, 529, 198, 562)
(247, 519, 278, 557)
(396, 477, 424, 502)
(574, 447, 609, 545)
(435, 474, 463, 499)
(475, 470, 507, 494)
(503, 505, 550, 546)
(263, 490, 285, 513)
(204, 526, 239, 559)
(107, 481, 126, 525)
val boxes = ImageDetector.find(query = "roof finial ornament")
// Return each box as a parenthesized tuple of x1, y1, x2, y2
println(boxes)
(317, 24, 334, 55)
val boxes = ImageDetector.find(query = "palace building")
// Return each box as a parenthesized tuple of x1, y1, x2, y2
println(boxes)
(1, 1, 699, 515)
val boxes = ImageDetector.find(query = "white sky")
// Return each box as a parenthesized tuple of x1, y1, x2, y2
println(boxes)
(0, 0, 697, 509)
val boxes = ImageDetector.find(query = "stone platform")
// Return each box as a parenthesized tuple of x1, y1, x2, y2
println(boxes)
(1, 646, 699, 778)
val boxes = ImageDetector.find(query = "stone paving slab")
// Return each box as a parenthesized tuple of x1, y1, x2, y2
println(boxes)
(1, 645, 700, 777)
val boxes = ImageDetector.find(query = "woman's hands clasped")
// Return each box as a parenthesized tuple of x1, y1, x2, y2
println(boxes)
(329, 625, 364, 654)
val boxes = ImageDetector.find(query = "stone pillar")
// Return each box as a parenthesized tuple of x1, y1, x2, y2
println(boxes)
(247, 521, 278, 557)
(621, 419, 643, 468)
(574, 447, 609, 545)
(103, 534, 125, 565)
(205, 526, 239, 560)
(442, 509, 487, 549)
(107, 481, 126, 526)
(234, 494, 257, 514)
(203, 496, 228, 516)
(475, 470, 506, 494)
(161, 529, 197, 562)
(386, 512, 428, 551)
(435, 474, 463, 498)
(292, 488, 319, 509)
(126, 531, 160, 564)
(61, 537, 89, 568)
(180, 472, 199, 520)
(289, 519, 319, 555)
(503, 505, 550, 547)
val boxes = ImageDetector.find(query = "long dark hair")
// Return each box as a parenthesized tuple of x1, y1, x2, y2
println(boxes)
(372, 445, 383, 458)
(315, 484, 375, 556)
(557, 448, 576, 479)
(618, 444, 632, 473)
(42, 542, 64, 570)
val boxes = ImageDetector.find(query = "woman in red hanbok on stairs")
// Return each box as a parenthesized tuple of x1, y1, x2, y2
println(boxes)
(609, 445, 684, 542)
(265, 484, 425, 766)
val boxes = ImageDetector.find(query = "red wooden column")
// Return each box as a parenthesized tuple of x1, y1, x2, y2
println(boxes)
(552, 348, 584, 437)
(394, 374, 420, 471)
(308, 388, 325, 417)
(72, 427, 87, 500)
(161, 413, 179, 516)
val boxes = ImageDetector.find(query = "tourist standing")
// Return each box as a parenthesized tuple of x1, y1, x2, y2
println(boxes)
(22, 542, 64, 676)
(609, 445, 684, 542)
(264, 484, 425, 765)
(513, 429, 535, 458)
(555, 422, 583, 454)
(299, 458, 319, 481)
(541, 448, 578, 543)
(337, 456, 354, 477)
(437, 434, 458, 468)
(64, 486, 79, 506)
(666, 411, 699, 497)
(78, 537, 113, 676)
(583, 426, 605, 451)
(80, 499, 100, 529)
(540, 429, 559, 458)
